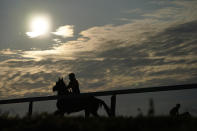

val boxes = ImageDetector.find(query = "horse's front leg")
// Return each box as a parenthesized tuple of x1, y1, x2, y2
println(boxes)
(54, 110, 65, 116)
(85, 109, 90, 118)
(54, 110, 60, 115)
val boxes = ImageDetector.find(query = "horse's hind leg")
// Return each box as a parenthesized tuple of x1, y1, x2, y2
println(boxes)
(92, 111, 99, 117)
(85, 109, 90, 118)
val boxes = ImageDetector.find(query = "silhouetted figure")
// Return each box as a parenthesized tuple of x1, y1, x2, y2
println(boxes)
(68, 73, 80, 95)
(148, 98, 155, 117)
(53, 77, 111, 117)
(170, 104, 180, 116)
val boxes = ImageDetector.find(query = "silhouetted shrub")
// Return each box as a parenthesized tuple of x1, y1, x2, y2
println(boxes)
(0, 112, 197, 131)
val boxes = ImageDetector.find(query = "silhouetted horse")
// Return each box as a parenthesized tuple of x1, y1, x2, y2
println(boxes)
(53, 78, 111, 117)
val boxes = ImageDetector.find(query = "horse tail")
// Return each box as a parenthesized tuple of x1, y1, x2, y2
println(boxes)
(97, 99, 111, 117)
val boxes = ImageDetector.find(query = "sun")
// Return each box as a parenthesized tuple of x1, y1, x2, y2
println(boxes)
(31, 17, 49, 35)
(26, 16, 50, 38)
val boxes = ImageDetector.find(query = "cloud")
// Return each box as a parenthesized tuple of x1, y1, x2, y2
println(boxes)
(144, 0, 197, 21)
(0, 0, 197, 99)
(26, 32, 42, 38)
(26, 25, 74, 39)
(0, 49, 22, 55)
(123, 8, 143, 14)
(0, 58, 75, 98)
(52, 25, 74, 38)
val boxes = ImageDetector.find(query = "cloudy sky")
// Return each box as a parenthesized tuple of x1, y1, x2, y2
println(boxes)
(0, 0, 197, 116)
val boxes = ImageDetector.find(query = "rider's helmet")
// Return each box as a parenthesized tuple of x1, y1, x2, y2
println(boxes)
(176, 104, 181, 108)
(69, 73, 75, 80)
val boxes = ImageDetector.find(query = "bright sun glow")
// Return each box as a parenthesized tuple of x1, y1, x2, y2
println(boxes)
(26, 16, 50, 38)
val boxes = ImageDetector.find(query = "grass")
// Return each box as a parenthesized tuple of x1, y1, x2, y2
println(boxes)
(0, 112, 197, 131)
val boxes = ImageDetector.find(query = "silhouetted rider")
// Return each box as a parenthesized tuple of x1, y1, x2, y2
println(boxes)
(68, 73, 80, 95)
(170, 104, 180, 116)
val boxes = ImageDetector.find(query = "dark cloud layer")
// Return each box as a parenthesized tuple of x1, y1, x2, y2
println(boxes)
(1, 19, 197, 99)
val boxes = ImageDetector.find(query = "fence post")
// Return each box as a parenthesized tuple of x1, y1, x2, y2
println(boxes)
(111, 95, 116, 117)
(28, 101, 33, 117)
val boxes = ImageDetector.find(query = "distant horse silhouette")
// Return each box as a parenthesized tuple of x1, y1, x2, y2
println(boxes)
(53, 78, 111, 117)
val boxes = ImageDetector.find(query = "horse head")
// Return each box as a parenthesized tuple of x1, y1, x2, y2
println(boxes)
(53, 77, 69, 95)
